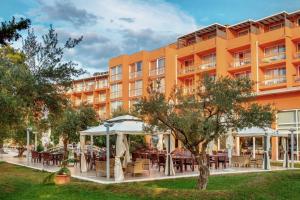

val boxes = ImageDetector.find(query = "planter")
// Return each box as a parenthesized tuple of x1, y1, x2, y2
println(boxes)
(54, 174, 70, 185)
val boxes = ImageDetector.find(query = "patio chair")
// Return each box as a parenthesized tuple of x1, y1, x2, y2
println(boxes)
(136, 158, 150, 175)
(131, 152, 140, 162)
(150, 153, 158, 167)
(158, 154, 166, 172)
(127, 159, 145, 177)
(31, 150, 39, 163)
(218, 155, 227, 169)
(42, 152, 52, 165)
(95, 159, 115, 177)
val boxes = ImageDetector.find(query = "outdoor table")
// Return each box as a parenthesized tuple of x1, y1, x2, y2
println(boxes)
(172, 155, 194, 172)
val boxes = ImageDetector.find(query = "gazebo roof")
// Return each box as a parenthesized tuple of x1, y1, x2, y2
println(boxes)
(80, 115, 166, 136)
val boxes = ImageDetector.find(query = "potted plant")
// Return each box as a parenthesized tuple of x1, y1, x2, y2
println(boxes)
(54, 166, 71, 185)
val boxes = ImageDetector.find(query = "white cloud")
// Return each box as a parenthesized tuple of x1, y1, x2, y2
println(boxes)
(26, 0, 198, 73)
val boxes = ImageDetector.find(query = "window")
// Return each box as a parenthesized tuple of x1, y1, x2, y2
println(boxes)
(264, 44, 285, 57)
(97, 79, 108, 88)
(263, 67, 286, 86)
(183, 78, 194, 95)
(200, 53, 216, 69)
(111, 101, 123, 113)
(150, 78, 165, 93)
(129, 80, 143, 97)
(110, 83, 122, 99)
(85, 81, 95, 91)
(184, 59, 194, 67)
(149, 58, 165, 76)
(98, 106, 106, 118)
(86, 95, 93, 104)
(76, 82, 84, 91)
(130, 61, 142, 79)
(298, 18, 300, 26)
(111, 65, 122, 81)
(233, 50, 251, 67)
(99, 93, 106, 102)
(129, 99, 139, 111)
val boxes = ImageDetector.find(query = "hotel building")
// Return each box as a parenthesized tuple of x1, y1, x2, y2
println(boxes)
(67, 11, 300, 162)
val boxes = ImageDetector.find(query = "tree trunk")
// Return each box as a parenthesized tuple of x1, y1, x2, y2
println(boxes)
(17, 147, 26, 157)
(62, 139, 68, 167)
(196, 152, 210, 190)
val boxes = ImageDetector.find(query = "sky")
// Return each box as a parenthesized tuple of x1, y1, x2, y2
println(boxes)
(1, 0, 300, 75)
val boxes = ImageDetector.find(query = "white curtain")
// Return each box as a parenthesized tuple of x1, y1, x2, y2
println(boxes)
(157, 134, 164, 151)
(80, 135, 87, 172)
(282, 137, 288, 168)
(123, 135, 131, 168)
(263, 135, 271, 170)
(206, 141, 214, 155)
(163, 134, 175, 176)
(226, 133, 234, 158)
(114, 133, 126, 182)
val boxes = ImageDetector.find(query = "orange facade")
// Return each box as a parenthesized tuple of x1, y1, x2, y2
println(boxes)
(67, 11, 300, 161)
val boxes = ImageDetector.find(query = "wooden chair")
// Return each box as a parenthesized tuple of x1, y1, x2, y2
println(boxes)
(42, 152, 52, 165)
(127, 160, 145, 177)
(136, 158, 150, 175)
(31, 151, 39, 163)
(150, 153, 158, 167)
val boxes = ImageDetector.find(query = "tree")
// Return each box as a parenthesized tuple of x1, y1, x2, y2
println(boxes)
(51, 106, 97, 162)
(135, 76, 274, 190)
(0, 17, 31, 45)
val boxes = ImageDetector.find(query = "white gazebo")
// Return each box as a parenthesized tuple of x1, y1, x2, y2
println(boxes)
(79, 115, 174, 182)
(236, 127, 277, 170)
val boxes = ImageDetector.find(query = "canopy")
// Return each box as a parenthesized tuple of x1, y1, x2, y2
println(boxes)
(236, 127, 276, 137)
(80, 115, 163, 136)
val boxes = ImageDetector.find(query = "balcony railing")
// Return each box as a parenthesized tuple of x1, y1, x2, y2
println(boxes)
(261, 53, 286, 63)
(129, 71, 142, 79)
(178, 66, 195, 75)
(260, 76, 287, 86)
(183, 87, 195, 95)
(149, 67, 165, 76)
(129, 88, 143, 97)
(200, 62, 216, 70)
(96, 82, 108, 89)
(94, 97, 106, 104)
(231, 58, 251, 68)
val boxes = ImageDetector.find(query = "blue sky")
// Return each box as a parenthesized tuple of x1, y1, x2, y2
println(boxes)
(1, 0, 300, 74)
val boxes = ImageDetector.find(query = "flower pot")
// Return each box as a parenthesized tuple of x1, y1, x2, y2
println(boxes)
(54, 174, 70, 185)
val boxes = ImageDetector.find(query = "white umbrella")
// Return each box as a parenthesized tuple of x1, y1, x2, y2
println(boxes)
(157, 134, 164, 151)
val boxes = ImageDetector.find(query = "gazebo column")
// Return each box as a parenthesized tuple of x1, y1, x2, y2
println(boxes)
(80, 135, 87, 173)
(106, 129, 110, 180)
(252, 137, 256, 159)
(236, 136, 240, 156)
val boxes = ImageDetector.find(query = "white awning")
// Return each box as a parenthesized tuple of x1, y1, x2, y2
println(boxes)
(236, 127, 276, 137)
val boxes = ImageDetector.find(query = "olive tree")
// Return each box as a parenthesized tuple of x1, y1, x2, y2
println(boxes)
(135, 76, 274, 190)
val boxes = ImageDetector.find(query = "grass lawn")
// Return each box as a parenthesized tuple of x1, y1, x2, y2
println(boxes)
(1, 162, 300, 200)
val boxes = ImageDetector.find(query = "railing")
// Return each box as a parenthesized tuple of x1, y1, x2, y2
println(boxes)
(94, 97, 106, 104)
(129, 71, 142, 79)
(96, 82, 108, 89)
(178, 66, 195, 75)
(260, 76, 287, 86)
(149, 67, 165, 76)
(200, 62, 216, 70)
(110, 74, 122, 82)
(183, 87, 195, 95)
(129, 88, 143, 97)
(261, 53, 286, 63)
(231, 58, 251, 68)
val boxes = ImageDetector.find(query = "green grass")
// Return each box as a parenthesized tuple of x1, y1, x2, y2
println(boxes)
(0, 162, 300, 200)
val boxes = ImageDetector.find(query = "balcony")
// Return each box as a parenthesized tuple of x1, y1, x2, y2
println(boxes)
(178, 66, 196, 76)
(129, 71, 142, 79)
(294, 52, 300, 59)
(230, 58, 251, 68)
(260, 76, 287, 90)
(149, 67, 165, 77)
(200, 62, 216, 70)
(129, 88, 143, 97)
(260, 53, 286, 65)
(293, 75, 300, 86)
(183, 86, 195, 95)
(84, 84, 95, 91)
(94, 97, 106, 104)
